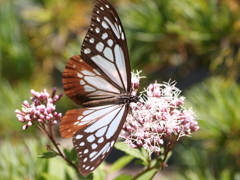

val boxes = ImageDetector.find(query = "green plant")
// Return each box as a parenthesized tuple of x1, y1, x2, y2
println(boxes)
(0, 138, 48, 180)
(171, 76, 240, 179)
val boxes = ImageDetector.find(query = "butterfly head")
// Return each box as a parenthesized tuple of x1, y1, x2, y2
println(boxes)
(130, 95, 140, 103)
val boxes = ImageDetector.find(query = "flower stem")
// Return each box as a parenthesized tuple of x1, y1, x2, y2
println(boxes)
(132, 165, 156, 180)
(47, 124, 79, 173)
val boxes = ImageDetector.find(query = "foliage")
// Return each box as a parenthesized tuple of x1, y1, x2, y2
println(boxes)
(0, 0, 35, 83)
(119, 0, 240, 82)
(0, 138, 47, 180)
(0, 80, 34, 138)
(170, 76, 240, 179)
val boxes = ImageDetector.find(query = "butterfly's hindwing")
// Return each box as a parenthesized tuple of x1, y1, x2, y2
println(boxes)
(72, 104, 129, 176)
(81, 0, 131, 93)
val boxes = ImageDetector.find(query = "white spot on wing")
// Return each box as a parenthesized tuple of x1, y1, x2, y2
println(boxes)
(107, 39, 113, 47)
(102, 32, 108, 40)
(81, 70, 95, 76)
(104, 17, 120, 39)
(80, 80, 85, 85)
(118, 25, 122, 33)
(80, 142, 85, 146)
(91, 143, 98, 149)
(76, 135, 83, 139)
(96, 42, 104, 52)
(78, 116, 83, 120)
(95, 27, 100, 33)
(96, 126, 107, 137)
(87, 134, 95, 143)
(82, 109, 94, 116)
(83, 157, 88, 162)
(77, 73, 83, 78)
(84, 48, 91, 54)
(102, 21, 109, 29)
(90, 38, 95, 43)
(121, 32, 125, 40)
(93, 69, 101, 75)
(103, 47, 114, 62)
(89, 151, 97, 158)
(98, 137, 104, 143)
(111, 141, 115, 147)
(84, 85, 96, 92)
(73, 122, 79, 125)
(114, 44, 127, 89)
(78, 121, 88, 126)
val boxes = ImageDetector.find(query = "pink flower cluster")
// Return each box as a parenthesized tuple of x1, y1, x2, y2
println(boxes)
(15, 88, 63, 130)
(121, 74, 199, 153)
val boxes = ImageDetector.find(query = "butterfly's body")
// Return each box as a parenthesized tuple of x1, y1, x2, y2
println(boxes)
(82, 95, 139, 107)
(60, 0, 136, 176)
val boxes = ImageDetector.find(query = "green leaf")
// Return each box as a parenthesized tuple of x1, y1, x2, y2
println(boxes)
(38, 152, 58, 159)
(165, 150, 172, 164)
(92, 162, 107, 180)
(114, 174, 133, 180)
(77, 173, 94, 180)
(64, 170, 73, 180)
(135, 168, 158, 180)
(114, 142, 146, 163)
(41, 173, 66, 180)
(86, 173, 94, 180)
(110, 155, 134, 172)
(140, 148, 149, 158)
(63, 148, 78, 167)
(134, 159, 145, 165)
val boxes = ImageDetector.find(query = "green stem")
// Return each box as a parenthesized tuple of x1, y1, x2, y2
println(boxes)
(132, 138, 178, 180)
(47, 124, 79, 173)
(131, 165, 156, 180)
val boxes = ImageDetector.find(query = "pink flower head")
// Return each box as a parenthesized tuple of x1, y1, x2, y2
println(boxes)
(121, 73, 198, 154)
(15, 88, 63, 130)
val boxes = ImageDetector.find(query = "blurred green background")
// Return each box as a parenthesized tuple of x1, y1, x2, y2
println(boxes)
(1, 0, 240, 179)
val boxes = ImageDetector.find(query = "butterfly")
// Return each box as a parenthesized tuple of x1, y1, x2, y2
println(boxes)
(60, 0, 138, 176)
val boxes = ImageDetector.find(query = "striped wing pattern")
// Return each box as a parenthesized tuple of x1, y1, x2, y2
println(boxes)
(73, 104, 129, 175)
(62, 55, 120, 105)
(81, 0, 130, 93)
(60, 0, 131, 176)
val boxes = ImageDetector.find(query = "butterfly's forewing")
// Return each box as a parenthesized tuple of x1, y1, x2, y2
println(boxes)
(81, 0, 131, 93)
(60, 0, 132, 176)
(62, 55, 120, 106)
